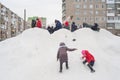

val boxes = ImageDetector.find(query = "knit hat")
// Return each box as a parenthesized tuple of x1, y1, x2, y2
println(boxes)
(81, 50, 88, 55)
(59, 42, 65, 46)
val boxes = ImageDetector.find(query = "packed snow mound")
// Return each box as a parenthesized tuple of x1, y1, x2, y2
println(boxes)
(0, 28, 120, 80)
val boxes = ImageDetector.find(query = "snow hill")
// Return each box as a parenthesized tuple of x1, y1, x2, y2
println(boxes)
(0, 28, 120, 80)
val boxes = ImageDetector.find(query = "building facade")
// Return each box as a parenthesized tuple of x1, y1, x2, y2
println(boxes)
(62, 0, 120, 36)
(0, 2, 26, 41)
(106, 0, 120, 35)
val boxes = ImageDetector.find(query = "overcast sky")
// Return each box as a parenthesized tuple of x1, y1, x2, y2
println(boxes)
(0, 0, 62, 25)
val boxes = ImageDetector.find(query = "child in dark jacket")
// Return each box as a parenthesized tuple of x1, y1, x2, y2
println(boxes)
(57, 42, 77, 73)
(81, 50, 95, 73)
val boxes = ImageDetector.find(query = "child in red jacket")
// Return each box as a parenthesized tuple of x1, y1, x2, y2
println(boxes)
(81, 50, 95, 73)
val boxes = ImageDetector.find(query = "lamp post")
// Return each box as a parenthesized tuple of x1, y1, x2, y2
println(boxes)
(23, 9, 26, 30)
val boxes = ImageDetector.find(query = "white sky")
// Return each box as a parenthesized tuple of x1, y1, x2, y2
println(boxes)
(0, 0, 62, 25)
(0, 28, 120, 80)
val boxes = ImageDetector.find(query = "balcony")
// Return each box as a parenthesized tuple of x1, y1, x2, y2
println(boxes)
(115, 0, 120, 3)
(107, 13, 115, 16)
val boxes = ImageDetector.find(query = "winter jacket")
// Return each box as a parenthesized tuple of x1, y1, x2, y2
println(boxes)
(36, 19, 42, 28)
(82, 50, 95, 63)
(54, 20, 62, 31)
(71, 22, 77, 32)
(64, 21, 69, 27)
(57, 46, 76, 63)
(31, 20, 36, 28)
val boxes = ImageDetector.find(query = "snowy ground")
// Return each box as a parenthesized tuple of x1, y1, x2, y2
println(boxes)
(0, 28, 120, 80)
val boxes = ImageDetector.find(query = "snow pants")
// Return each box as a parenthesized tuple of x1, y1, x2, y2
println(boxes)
(60, 61, 68, 72)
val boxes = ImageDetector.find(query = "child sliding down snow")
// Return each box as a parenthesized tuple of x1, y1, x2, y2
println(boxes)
(57, 42, 77, 73)
(81, 50, 95, 73)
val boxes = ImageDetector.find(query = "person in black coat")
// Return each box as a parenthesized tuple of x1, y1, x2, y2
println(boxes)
(71, 22, 77, 32)
(31, 19, 36, 28)
(91, 23, 100, 31)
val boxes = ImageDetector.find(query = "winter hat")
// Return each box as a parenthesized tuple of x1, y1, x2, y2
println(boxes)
(81, 50, 88, 55)
(59, 42, 65, 46)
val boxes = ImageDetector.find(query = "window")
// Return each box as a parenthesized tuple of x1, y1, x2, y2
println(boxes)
(90, 4, 93, 8)
(76, 17, 80, 20)
(108, 16, 114, 20)
(96, 17, 99, 21)
(89, 0, 93, 2)
(101, 0, 105, 2)
(83, 0, 87, 2)
(90, 11, 93, 15)
(75, 0, 80, 2)
(83, 5, 87, 8)
(107, 23, 114, 27)
(75, 11, 80, 15)
(102, 4, 105, 8)
(101, 17, 106, 21)
(83, 11, 87, 15)
(107, 4, 114, 9)
(96, 11, 99, 15)
(107, 10, 114, 13)
(95, 5, 99, 8)
(115, 23, 120, 29)
(75, 4, 80, 8)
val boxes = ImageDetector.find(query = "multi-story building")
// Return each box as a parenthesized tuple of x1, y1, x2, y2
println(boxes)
(0, 2, 25, 41)
(62, 0, 120, 36)
(27, 16, 47, 29)
(106, 0, 120, 35)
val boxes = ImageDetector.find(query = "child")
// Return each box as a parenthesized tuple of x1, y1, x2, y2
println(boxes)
(57, 42, 77, 73)
(81, 50, 95, 73)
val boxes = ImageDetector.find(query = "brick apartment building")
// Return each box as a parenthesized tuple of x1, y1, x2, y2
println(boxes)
(0, 2, 27, 41)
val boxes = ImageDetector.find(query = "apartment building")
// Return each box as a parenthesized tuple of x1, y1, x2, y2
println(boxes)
(106, 0, 120, 35)
(0, 3, 25, 41)
(62, 0, 120, 36)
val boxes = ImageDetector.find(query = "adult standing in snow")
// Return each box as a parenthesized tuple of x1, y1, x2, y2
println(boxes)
(57, 42, 77, 73)
(36, 18, 42, 28)
(81, 50, 95, 73)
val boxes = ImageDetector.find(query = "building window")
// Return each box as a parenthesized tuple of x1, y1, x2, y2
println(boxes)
(76, 17, 80, 20)
(107, 4, 114, 9)
(115, 23, 120, 29)
(101, 17, 106, 21)
(75, 11, 80, 15)
(75, 0, 80, 2)
(102, 4, 105, 8)
(101, 0, 105, 2)
(118, 16, 120, 20)
(90, 11, 93, 15)
(95, 17, 99, 21)
(107, 9, 114, 13)
(96, 11, 99, 15)
(83, 5, 87, 8)
(89, 0, 93, 2)
(83, 0, 87, 2)
(107, 23, 115, 27)
(83, 17, 87, 22)
(83, 11, 87, 15)
(90, 4, 93, 9)
(95, 5, 99, 8)
(108, 16, 114, 20)
(75, 4, 80, 8)
(95, 0, 100, 2)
